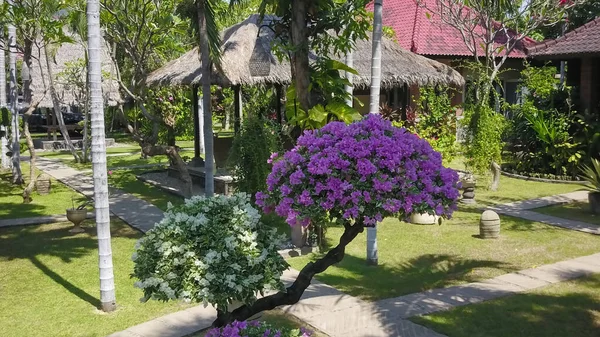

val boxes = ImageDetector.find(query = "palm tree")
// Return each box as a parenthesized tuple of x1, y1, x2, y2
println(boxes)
(7, 0, 22, 184)
(87, 0, 116, 312)
(196, 0, 215, 196)
(0, 0, 9, 170)
(367, 0, 383, 266)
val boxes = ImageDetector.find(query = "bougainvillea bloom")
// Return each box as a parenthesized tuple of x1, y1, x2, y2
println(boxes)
(256, 114, 460, 227)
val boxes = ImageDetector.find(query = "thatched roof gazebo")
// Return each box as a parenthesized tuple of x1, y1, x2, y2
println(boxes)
(29, 38, 122, 109)
(147, 14, 464, 88)
(146, 14, 464, 162)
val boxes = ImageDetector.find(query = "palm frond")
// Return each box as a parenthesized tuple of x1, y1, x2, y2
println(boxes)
(579, 158, 600, 192)
(204, 0, 222, 66)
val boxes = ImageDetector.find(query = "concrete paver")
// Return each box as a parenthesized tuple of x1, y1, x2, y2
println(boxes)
(0, 213, 93, 228)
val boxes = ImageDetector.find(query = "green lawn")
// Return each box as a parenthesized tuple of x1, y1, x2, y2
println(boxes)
(108, 169, 183, 212)
(534, 201, 600, 226)
(0, 165, 87, 219)
(287, 210, 600, 301)
(0, 220, 193, 337)
(412, 273, 600, 337)
(39, 151, 194, 171)
(447, 157, 583, 206)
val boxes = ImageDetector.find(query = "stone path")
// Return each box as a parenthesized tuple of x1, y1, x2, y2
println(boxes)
(35, 157, 164, 233)
(0, 213, 94, 228)
(488, 191, 600, 235)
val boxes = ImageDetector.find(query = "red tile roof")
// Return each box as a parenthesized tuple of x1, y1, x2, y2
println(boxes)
(530, 17, 600, 58)
(367, 0, 533, 58)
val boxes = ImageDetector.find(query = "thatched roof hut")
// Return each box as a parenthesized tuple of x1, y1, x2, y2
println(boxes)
(29, 37, 122, 109)
(146, 14, 465, 88)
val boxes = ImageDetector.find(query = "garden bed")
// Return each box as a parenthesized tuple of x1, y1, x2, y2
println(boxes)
(500, 169, 585, 185)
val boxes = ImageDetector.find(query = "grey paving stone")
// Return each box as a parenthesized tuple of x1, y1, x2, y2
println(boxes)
(517, 262, 591, 284)
(572, 253, 600, 267)
(490, 272, 550, 290)
(344, 318, 448, 337)
(0, 213, 92, 228)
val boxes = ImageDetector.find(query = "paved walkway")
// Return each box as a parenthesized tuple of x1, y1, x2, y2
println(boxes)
(35, 157, 164, 233)
(0, 213, 94, 228)
(489, 191, 600, 235)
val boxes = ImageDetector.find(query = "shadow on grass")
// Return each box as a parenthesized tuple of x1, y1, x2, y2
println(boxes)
(0, 222, 139, 309)
(411, 276, 600, 337)
(306, 250, 511, 300)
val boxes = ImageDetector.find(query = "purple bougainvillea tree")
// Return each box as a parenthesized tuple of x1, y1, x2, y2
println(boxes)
(215, 114, 460, 325)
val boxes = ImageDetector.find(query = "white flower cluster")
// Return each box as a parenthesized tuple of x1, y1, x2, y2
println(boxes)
(132, 193, 289, 312)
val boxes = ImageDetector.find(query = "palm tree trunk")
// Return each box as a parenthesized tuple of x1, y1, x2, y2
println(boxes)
(88, 0, 117, 312)
(8, 15, 22, 184)
(345, 50, 354, 107)
(290, 0, 311, 112)
(0, 0, 9, 170)
(197, 0, 214, 197)
(366, 0, 383, 266)
(44, 44, 82, 163)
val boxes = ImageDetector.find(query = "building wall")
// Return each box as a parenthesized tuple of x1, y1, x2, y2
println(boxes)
(580, 57, 600, 113)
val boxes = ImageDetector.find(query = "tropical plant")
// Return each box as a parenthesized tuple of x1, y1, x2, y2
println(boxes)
(88, 0, 117, 312)
(206, 320, 313, 337)
(228, 116, 282, 199)
(580, 158, 600, 192)
(132, 194, 288, 313)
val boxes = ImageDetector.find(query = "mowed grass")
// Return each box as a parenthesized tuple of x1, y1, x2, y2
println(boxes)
(534, 201, 600, 226)
(287, 210, 600, 301)
(0, 164, 87, 219)
(0, 220, 193, 337)
(447, 157, 583, 206)
(412, 273, 600, 337)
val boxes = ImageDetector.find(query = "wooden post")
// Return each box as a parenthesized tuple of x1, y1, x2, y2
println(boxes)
(275, 85, 283, 124)
(233, 85, 243, 134)
(52, 108, 57, 141)
(192, 85, 200, 159)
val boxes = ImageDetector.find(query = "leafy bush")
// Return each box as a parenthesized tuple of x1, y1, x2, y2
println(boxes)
(228, 116, 282, 198)
(256, 114, 460, 227)
(393, 87, 458, 164)
(132, 194, 288, 312)
(206, 320, 312, 337)
(580, 158, 600, 193)
(463, 106, 507, 175)
(505, 64, 595, 177)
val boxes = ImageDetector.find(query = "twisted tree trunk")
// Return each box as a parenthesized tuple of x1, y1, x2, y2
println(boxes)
(212, 222, 364, 327)
(141, 144, 193, 197)
(8, 15, 22, 184)
(44, 43, 82, 163)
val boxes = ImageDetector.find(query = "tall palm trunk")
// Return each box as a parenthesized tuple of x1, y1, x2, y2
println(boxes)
(0, 0, 9, 170)
(345, 50, 354, 107)
(88, 0, 116, 312)
(366, 0, 383, 266)
(8, 15, 22, 184)
(44, 44, 82, 163)
(197, 0, 214, 197)
(290, 0, 311, 112)
(22, 39, 38, 203)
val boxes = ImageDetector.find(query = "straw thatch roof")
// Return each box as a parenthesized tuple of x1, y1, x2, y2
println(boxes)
(146, 14, 464, 89)
(29, 36, 122, 109)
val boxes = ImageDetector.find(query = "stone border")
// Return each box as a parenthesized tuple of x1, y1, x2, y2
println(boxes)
(501, 170, 586, 185)
(136, 173, 187, 198)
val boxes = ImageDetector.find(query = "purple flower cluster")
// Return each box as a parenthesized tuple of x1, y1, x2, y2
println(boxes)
(206, 320, 312, 337)
(256, 114, 460, 226)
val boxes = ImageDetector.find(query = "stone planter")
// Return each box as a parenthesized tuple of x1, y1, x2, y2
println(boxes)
(589, 192, 600, 215)
(213, 134, 234, 169)
(410, 213, 439, 225)
(66, 209, 87, 233)
(479, 210, 500, 239)
(36, 174, 51, 195)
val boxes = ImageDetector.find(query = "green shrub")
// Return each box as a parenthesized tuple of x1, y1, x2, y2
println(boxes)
(463, 106, 507, 174)
(228, 116, 282, 198)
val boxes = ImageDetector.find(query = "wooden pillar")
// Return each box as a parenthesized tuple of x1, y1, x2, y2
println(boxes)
(192, 85, 200, 158)
(52, 108, 57, 141)
(233, 85, 243, 134)
(275, 85, 283, 124)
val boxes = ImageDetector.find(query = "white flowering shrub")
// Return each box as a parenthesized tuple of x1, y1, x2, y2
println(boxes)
(132, 193, 289, 311)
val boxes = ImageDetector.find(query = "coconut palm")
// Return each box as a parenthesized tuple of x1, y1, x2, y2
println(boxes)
(87, 0, 116, 312)
(367, 0, 383, 266)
